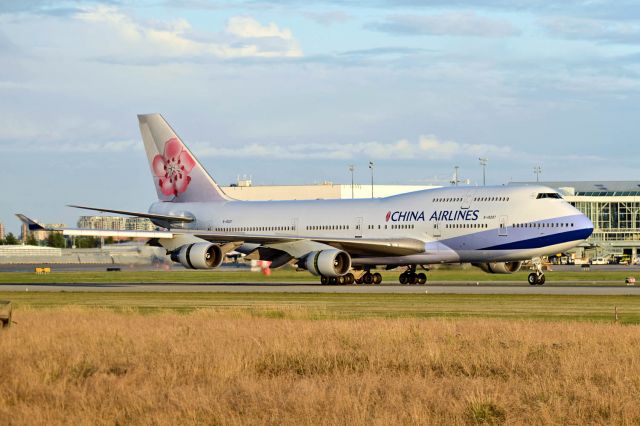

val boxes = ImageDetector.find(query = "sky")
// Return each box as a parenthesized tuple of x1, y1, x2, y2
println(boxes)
(1, 0, 639, 232)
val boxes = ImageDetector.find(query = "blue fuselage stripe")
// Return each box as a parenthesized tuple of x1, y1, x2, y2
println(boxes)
(479, 228, 593, 250)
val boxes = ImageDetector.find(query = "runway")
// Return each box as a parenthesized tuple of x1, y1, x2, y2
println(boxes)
(0, 282, 638, 295)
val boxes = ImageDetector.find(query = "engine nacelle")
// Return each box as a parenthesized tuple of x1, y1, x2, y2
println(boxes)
(472, 261, 523, 274)
(171, 243, 224, 269)
(304, 249, 351, 277)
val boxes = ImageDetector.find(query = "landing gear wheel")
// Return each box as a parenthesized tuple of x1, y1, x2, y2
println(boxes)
(320, 276, 329, 285)
(529, 257, 545, 285)
(363, 273, 373, 285)
(329, 277, 337, 285)
(373, 273, 382, 285)
(344, 273, 355, 285)
(528, 273, 545, 285)
(417, 273, 427, 285)
(400, 265, 420, 285)
(337, 276, 345, 285)
(355, 278, 363, 285)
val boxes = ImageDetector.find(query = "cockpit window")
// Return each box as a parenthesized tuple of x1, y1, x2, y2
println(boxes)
(536, 193, 563, 199)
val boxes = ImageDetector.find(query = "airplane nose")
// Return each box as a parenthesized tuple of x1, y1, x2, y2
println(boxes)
(578, 213, 594, 239)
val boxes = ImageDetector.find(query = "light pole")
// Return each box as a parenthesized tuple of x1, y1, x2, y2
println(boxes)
(533, 165, 542, 183)
(451, 166, 460, 186)
(479, 158, 487, 186)
(349, 165, 355, 199)
(368, 161, 374, 198)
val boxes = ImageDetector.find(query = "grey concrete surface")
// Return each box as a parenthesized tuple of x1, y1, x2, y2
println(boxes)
(0, 282, 638, 295)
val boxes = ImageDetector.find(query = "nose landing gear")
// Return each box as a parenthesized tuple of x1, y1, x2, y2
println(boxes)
(527, 273, 545, 285)
(528, 259, 546, 285)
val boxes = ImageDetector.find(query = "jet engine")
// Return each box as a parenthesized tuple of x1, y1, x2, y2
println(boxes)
(171, 243, 224, 269)
(303, 249, 351, 277)
(472, 261, 523, 274)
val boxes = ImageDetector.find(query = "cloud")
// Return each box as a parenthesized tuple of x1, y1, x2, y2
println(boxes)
(0, 139, 138, 153)
(190, 135, 510, 160)
(303, 10, 351, 26)
(72, 6, 302, 60)
(226, 16, 293, 39)
(0, 0, 122, 15)
(339, 46, 430, 57)
(541, 16, 640, 44)
(366, 12, 520, 37)
(0, 30, 15, 53)
(418, 135, 509, 159)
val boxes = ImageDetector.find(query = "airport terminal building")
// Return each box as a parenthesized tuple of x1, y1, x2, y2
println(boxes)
(221, 180, 640, 261)
(544, 181, 640, 261)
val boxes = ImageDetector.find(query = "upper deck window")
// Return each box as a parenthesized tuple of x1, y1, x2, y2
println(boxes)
(536, 193, 563, 199)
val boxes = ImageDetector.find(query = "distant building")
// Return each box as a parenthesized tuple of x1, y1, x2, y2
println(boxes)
(125, 217, 156, 231)
(221, 182, 438, 201)
(78, 216, 127, 230)
(20, 223, 28, 243)
(32, 224, 67, 241)
(222, 181, 640, 261)
(0, 222, 4, 240)
(524, 181, 640, 261)
(78, 216, 154, 232)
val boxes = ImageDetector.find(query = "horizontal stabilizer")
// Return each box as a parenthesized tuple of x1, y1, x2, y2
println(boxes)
(15, 214, 46, 231)
(16, 214, 173, 239)
(68, 205, 194, 223)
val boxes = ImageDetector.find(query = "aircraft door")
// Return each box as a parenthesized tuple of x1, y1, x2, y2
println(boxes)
(499, 215, 508, 236)
(461, 192, 472, 209)
(433, 221, 441, 239)
(292, 218, 299, 236)
(354, 217, 363, 238)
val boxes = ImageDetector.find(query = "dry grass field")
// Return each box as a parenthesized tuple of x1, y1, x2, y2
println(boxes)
(1, 308, 639, 425)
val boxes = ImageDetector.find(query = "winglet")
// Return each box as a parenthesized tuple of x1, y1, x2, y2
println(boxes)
(15, 214, 48, 231)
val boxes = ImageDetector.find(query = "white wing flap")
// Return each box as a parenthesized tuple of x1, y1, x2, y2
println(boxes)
(62, 229, 173, 239)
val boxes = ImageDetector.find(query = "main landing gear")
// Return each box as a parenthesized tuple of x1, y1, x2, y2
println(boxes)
(398, 265, 427, 285)
(528, 259, 546, 285)
(319, 271, 381, 285)
(320, 273, 355, 285)
(355, 270, 382, 285)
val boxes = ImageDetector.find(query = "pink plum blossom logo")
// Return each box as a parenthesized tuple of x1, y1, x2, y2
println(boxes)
(152, 138, 196, 197)
(385, 211, 391, 222)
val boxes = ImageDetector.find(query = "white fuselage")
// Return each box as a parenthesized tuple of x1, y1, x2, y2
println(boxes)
(149, 184, 593, 266)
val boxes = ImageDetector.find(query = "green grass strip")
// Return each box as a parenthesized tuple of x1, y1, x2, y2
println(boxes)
(2, 291, 639, 324)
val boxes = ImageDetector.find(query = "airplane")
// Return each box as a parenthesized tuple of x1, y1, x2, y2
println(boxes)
(18, 114, 594, 285)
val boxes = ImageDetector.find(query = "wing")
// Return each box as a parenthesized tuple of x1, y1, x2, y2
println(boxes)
(185, 229, 425, 256)
(68, 205, 194, 223)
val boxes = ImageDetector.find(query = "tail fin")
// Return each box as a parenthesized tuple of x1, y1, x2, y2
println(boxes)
(138, 114, 232, 203)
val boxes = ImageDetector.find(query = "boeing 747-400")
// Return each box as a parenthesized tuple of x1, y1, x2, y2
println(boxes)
(18, 114, 594, 285)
